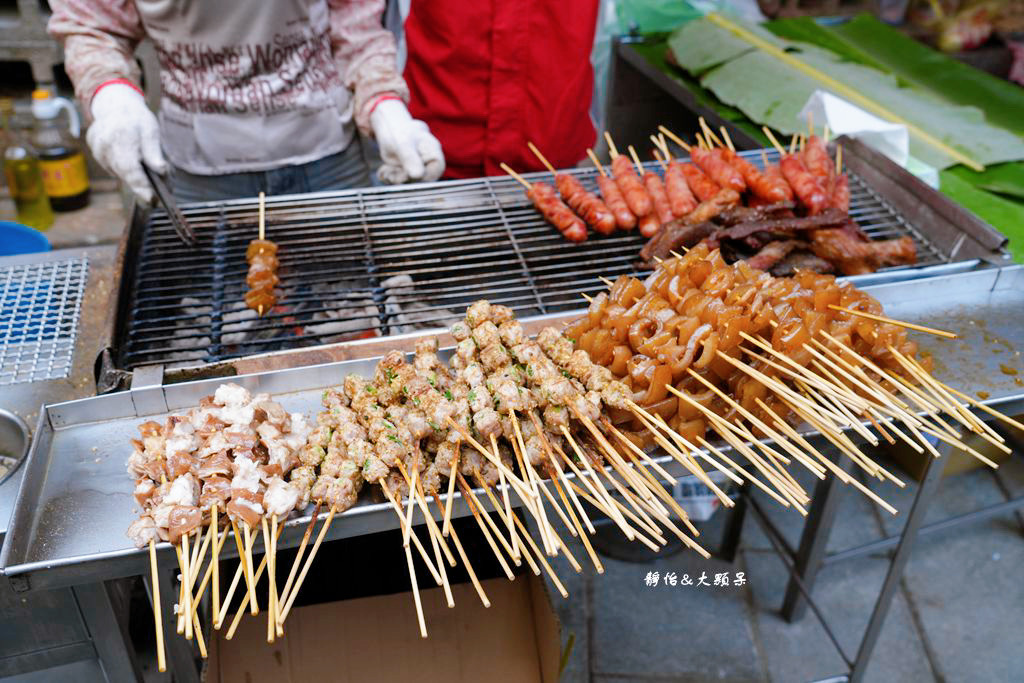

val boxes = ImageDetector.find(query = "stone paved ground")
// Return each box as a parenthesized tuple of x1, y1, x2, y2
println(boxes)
(543, 453, 1024, 683)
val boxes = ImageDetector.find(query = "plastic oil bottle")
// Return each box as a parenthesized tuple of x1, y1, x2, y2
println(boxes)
(30, 89, 90, 211)
(1, 98, 54, 231)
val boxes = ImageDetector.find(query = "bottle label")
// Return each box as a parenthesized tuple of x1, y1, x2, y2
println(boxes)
(39, 153, 89, 198)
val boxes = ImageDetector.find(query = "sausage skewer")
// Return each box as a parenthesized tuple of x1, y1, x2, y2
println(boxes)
(651, 145, 697, 217)
(527, 142, 616, 235)
(629, 145, 672, 236)
(657, 126, 723, 203)
(500, 162, 587, 243)
(604, 132, 654, 219)
(587, 148, 636, 231)
(763, 127, 829, 215)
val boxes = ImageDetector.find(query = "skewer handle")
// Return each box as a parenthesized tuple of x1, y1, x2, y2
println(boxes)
(499, 162, 533, 190)
(658, 125, 691, 152)
(258, 191, 265, 241)
(827, 305, 957, 339)
(586, 149, 608, 177)
(527, 141, 558, 175)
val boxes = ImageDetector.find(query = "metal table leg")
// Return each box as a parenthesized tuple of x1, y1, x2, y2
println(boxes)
(73, 580, 144, 683)
(147, 563, 202, 683)
(848, 440, 949, 683)
(718, 481, 751, 563)
(781, 451, 856, 622)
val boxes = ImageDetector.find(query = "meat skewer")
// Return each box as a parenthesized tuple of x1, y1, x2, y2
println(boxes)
(690, 130, 745, 193)
(763, 128, 829, 215)
(651, 143, 697, 217)
(604, 132, 653, 218)
(831, 146, 850, 212)
(528, 142, 616, 235)
(656, 127, 723, 203)
(713, 129, 794, 204)
(500, 162, 587, 243)
(629, 146, 674, 235)
(246, 192, 278, 315)
(587, 148, 636, 231)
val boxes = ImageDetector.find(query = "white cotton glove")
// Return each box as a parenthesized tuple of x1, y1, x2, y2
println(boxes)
(88, 83, 166, 203)
(370, 99, 445, 184)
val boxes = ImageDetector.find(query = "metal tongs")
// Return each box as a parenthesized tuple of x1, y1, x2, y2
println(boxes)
(143, 161, 196, 247)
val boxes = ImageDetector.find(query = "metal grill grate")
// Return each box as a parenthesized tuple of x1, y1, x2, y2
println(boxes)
(118, 151, 950, 370)
(0, 256, 88, 385)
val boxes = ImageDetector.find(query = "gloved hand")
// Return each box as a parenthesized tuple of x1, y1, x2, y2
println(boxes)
(87, 82, 166, 203)
(369, 99, 445, 184)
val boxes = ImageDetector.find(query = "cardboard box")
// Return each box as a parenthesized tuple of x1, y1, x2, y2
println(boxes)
(208, 575, 561, 683)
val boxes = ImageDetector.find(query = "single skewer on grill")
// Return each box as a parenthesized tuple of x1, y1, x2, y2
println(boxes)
(246, 192, 279, 315)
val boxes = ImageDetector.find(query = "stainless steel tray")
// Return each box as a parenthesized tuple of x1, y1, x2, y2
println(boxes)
(4, 266, 1024, 592)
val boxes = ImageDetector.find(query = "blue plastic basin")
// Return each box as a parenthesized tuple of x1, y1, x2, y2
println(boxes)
(0, 221, 51, 256)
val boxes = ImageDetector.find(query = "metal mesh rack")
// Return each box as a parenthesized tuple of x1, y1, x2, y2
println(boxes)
(0, 256, 88, 385)
(117, 151, 951, 370)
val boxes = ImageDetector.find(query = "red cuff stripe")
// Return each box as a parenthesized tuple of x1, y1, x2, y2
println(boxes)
(367, 94, 403, 118)
(92, 78, 144, 103)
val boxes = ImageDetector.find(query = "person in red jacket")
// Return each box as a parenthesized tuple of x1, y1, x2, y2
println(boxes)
(401, 0, 601, 179)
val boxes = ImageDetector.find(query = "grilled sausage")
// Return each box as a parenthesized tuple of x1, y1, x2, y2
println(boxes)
(596, 174, 637, 231)
(680, 163, 720, 203)
(663, 161, 697, 217)
(720, 149, 794, 202)
(611, 155, 653, 217)
(527, 182, 588, 242)
(780, 155, 829, 215)
(555, 173, 616, 235)
(692, 147, 746, 193)
(643, 171, 675, 227)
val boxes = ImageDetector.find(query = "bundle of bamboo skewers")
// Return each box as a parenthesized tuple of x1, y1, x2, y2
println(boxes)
(126, 262, 1022, 670)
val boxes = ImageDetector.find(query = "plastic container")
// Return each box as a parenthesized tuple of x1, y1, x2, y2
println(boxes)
(30, 89, 90, 212)
(0, 221, 51, 256)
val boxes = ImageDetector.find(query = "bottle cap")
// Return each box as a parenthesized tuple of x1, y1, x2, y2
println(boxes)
(32, 89, 51, 101)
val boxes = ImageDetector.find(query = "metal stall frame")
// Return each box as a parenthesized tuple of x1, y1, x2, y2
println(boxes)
(715, 266, 1024, 683)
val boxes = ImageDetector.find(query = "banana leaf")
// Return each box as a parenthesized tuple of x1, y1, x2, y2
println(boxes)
(831, 15, 1024, 137)
(939, 171, 1024, 263)
(668, 17, 1024, 170)
(629, 38, 770, 146)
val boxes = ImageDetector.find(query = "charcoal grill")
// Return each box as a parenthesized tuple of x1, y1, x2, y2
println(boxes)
(103, 138, 1007, 385)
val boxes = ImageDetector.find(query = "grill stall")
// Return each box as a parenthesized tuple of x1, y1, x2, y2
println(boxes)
(100, 139, 1007, 390)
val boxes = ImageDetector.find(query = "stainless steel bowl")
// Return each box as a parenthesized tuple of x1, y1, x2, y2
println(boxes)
(0, 409, 29, 486)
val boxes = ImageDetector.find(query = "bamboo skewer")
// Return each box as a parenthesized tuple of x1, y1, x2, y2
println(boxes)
(190, 525, 231, 626)
(262, 517, 274, 643)
(527, 411, 596, 535)
(443, 438, 460, 536)
(182, 532, 192, 639)
(225, 550, 272, 640)
(587, 149, 608, 176)
(698, 117, 724, 148)
(278, 500, 322, 611)
(499, 162, 532, 190)
(431, 492, 491, 607)
(559, 426, 639, 538)
(509, 413, 557, 555)
(211, 505, 220, 626)
(604, 132, 620, 158)
(565, 481, 665, 552)
(396, 460, 457, 567)
(762, 127, 787, 156)
(405, 537, 428, 638)
(456, 476, 517, 580)
(276, 506, 337, 626)
(658, 126, 692, 152)
(720, 127, 736, 152)
(148, 540, 166, 672)
(458, 474, 521, 567)
(527, 141, 558, 175)
(548, 468, 604, 573)
(243, 523, 258, 615)
(444, 417, 533, 496)
(472, 472, 542, 577)
(397, 463, 454, 608)
(492, 434, 521, 561)
(828, 305, 957, 338)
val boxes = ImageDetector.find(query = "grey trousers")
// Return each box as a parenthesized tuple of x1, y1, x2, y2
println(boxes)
(169, 137, 370, 203)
